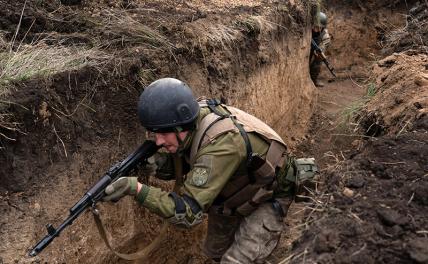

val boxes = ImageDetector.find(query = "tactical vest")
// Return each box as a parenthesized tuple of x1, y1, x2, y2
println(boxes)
(190, 99, 287, 216)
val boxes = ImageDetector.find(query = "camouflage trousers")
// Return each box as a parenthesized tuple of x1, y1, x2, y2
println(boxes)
(203, 199, 291, 263)
(309, 57, 322, 82)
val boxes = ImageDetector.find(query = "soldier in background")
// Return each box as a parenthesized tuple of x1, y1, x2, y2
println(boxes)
(310, 12, 331, 87)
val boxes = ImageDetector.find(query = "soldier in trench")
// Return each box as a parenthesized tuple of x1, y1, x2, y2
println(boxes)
(310, 11, 331, 87)
(102, 78, 317, 263)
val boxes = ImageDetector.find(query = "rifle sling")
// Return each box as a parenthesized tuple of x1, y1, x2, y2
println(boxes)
(92, 154, 184, 260)
(92, 209, 169, 261)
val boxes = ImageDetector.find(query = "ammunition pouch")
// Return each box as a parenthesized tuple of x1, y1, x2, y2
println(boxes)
(284, 157, 319, 201)
(222, 142, 286, 217)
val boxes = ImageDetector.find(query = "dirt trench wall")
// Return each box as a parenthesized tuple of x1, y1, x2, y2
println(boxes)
(94, 10, 317, 264)
(231, 36, 314, 143)
(182, 34, 314, 146)
(320, 0, 410, 80)
(360, 52, 428, 136)
(287, 1, 428, 263)
(0, 1, 316, 263)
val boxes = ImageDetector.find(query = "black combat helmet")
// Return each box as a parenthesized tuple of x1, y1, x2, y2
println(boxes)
(138, 78, 200, 132)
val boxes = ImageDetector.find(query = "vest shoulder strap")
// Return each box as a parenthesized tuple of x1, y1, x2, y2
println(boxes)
(189, 112, 237, 163)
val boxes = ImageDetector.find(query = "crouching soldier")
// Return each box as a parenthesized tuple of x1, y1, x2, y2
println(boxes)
(103, 78, 317, 263)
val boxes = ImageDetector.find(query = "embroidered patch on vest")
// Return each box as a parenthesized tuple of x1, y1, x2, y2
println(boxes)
(192, 168, 209, 186)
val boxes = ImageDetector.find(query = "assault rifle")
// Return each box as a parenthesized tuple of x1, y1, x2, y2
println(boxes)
(29, 140, 160, 257)
(311, 39, 337, 78)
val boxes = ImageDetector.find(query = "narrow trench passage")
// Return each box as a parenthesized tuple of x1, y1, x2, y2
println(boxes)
(301, 79, 368, 163)
(268, 79, 367, 263)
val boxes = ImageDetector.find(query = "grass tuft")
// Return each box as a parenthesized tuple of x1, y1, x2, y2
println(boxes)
(0, 42, 108, 95)
(99, 9, 175, 50)
(340, 82, 378, 130)
(0, 40, 109, 141)
(204, 24, 243, 48)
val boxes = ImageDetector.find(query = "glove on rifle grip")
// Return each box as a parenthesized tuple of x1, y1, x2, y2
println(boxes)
(103, 177, 138, 202)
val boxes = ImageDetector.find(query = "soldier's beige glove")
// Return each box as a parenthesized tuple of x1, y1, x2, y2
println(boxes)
(103, 177, 139, 202)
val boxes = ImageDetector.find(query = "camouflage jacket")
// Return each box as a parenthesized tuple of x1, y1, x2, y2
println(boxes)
(137, 104, 292, 222)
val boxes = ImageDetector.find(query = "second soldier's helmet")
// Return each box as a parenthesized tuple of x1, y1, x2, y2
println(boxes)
(138, 78, 200, 132)
(316, 12, 328, 28)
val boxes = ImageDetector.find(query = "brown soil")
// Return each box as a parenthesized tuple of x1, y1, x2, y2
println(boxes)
(0, 1, 317, 263)
(290, 131, 428, 263)
(360, 51, 428, 136)
(0, 0, 427, 264)
(287, 1, 428, 263)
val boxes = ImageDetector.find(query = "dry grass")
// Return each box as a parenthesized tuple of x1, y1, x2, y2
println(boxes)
(380, 11, 428, 52)
(98, 9, 175, 51)
(278, 188, 335, 264)
(379, 14, 412, 51)
(0, 40, 110, 141)
(0, 42, 108, 95)
(186, 15, 277, 65)
(339, 82, 378, 133)
(194, 22, 243, 50)
(235, 15, 276, 33)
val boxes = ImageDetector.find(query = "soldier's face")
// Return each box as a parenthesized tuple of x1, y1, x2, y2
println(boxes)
(313, 26, 322, 33)
(154, 131, 189, 153)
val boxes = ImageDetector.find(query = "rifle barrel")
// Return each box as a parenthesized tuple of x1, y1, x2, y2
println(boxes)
(29, 140, 160, 257)
(29, 199, 89, 257)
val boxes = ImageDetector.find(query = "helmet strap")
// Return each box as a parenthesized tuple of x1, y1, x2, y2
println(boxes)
(174, 126, 192, 155)
(174, 127, 184, 145)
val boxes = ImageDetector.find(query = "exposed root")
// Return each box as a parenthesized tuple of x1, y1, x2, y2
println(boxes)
(53, 124, 68, 158)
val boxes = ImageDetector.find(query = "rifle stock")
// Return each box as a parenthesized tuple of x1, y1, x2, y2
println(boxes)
(29, 140, 160, 257)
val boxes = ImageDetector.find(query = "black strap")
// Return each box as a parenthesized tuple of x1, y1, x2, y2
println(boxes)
(231, 117, 253, 167)
(206, 99, 228, 118)
(183, 194, 202, 214)
(168, 192, 186, 215)
(205, 99, 254, 179)
(272, 200, 285, 218)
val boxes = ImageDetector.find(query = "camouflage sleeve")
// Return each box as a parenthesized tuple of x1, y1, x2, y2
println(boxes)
(137, 131, 245, 218)
(183, 131, 247, 210)
(319, 29, 331, 51)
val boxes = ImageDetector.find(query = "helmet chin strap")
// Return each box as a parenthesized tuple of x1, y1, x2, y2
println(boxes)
(174, 127, 191, 155)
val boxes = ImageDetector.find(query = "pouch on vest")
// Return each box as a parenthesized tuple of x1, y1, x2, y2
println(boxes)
(223, 154, 276, 216)
(289, 157, 319, 202)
